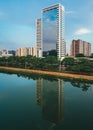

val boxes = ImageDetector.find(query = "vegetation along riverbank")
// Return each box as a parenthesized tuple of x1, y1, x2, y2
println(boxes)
(0, 55, 93, 81)
(0, 66, 93, 81)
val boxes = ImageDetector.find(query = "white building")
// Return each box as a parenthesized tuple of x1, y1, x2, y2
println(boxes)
(36, 18, 42, 57)
(42, 4, 65, 59)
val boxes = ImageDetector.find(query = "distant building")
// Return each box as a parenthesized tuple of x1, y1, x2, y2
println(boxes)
(16, 48, 21, 56)
(28, 46, 37, 56)
(36, 18, 42, 57)
(16, 47, 37, 57)
(83, 41, 91, 57)
(70, 39, 91, 57)
(2, 49, 7, 55)
(0, 51, 2, 55)
(8, 50, 16, 56)
(1, 54, 13, 57)
(20, 47, 28, 56)
(0, 49, 13, 57)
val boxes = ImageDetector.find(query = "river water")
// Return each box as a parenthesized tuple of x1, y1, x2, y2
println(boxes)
(0, 72, 93, 130)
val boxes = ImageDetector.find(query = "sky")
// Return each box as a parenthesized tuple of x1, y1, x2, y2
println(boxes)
(0, 0, 93, 53)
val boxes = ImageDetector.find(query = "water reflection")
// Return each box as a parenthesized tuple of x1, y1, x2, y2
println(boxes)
(70, 79, 91, 91)
(16, 73, 93, 92)
(35, 77, 93, 130)
(0, 72, 93, 129)
(0, 69, 93, 92)
(36, 79, 64, 125)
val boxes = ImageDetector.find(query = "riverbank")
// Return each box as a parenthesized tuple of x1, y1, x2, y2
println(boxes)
(0, 66, 93, 81)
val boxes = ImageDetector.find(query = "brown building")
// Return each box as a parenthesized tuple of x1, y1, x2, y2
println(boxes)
(70, 39, 91, 57)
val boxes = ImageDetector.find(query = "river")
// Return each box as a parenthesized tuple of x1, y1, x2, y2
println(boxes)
(0, 72, 93, 130)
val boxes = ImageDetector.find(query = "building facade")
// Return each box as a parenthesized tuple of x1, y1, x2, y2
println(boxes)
(36, 19, 42, 57)
(42, 4, 65, 59)
(70, 39, 91, 57)
(8, 50, 15, 56)
(16, 47, 37, 57)
(0, 49, 14, 57)
(28, 46, 37, 56)
(83, 41, 91, 57)
(20, 48, 28, 56)
(16, 48, 21, 56)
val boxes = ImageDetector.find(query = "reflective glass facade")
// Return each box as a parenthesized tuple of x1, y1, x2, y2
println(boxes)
(42, 4, 65, 58)
(43, 8, 57, 56)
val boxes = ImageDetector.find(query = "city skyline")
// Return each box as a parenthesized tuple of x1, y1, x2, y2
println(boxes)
(0, 0, 93, 52)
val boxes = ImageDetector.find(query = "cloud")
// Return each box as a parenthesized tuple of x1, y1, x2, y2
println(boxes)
(75, 28, 92, 35)
(66, 11, 76, 14)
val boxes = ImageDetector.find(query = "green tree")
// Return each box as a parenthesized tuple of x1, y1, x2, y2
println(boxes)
(75, 53, 85, 57)
(61, 57, 75, 66)
(90, 53, 93, 58)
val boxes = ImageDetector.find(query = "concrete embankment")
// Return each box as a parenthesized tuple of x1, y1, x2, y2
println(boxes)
(0, 66, 93, 81)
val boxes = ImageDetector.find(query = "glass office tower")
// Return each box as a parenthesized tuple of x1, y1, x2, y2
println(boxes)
(42, 4, 65, 59)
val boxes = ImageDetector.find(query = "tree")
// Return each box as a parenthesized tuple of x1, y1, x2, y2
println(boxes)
(75, 53, 85, 57)
(61, 57, 75, 66)
(77, 58, 89, 64)
(90, 53, 93, 58)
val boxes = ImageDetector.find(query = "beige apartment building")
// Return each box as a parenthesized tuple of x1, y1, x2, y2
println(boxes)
(16, 47, 37, 57)
(20, 48, 28, 56)
(16, 48, 21, 56)
(70, 39, 91, 57)
(28, 47, 37, 56)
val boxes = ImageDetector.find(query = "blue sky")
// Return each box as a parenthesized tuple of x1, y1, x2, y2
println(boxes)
(0, 0, 93, 52)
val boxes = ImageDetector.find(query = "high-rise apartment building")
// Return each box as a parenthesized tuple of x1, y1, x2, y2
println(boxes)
(16, 48, 21, 56)
(20, 48, 28, 56)
(42, 4, 65, 59)
(36, 4, 65, 59)
(28, 46, 37, 56)
(16, 47, 37, 57)
(83, 41, 91, 57)
(36, 19, 42, 57)
(70, 39, 91, 57)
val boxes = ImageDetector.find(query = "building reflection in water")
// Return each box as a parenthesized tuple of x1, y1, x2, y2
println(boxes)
(36, 78, 64, 125)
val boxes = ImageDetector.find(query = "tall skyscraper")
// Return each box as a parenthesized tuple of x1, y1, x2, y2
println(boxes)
(36, 19, 42, 57)
(42, 4, 65, 59)
(70, 39, 91, 57)
(36, 4, 65, 59)
(36, 4, 66, 59)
